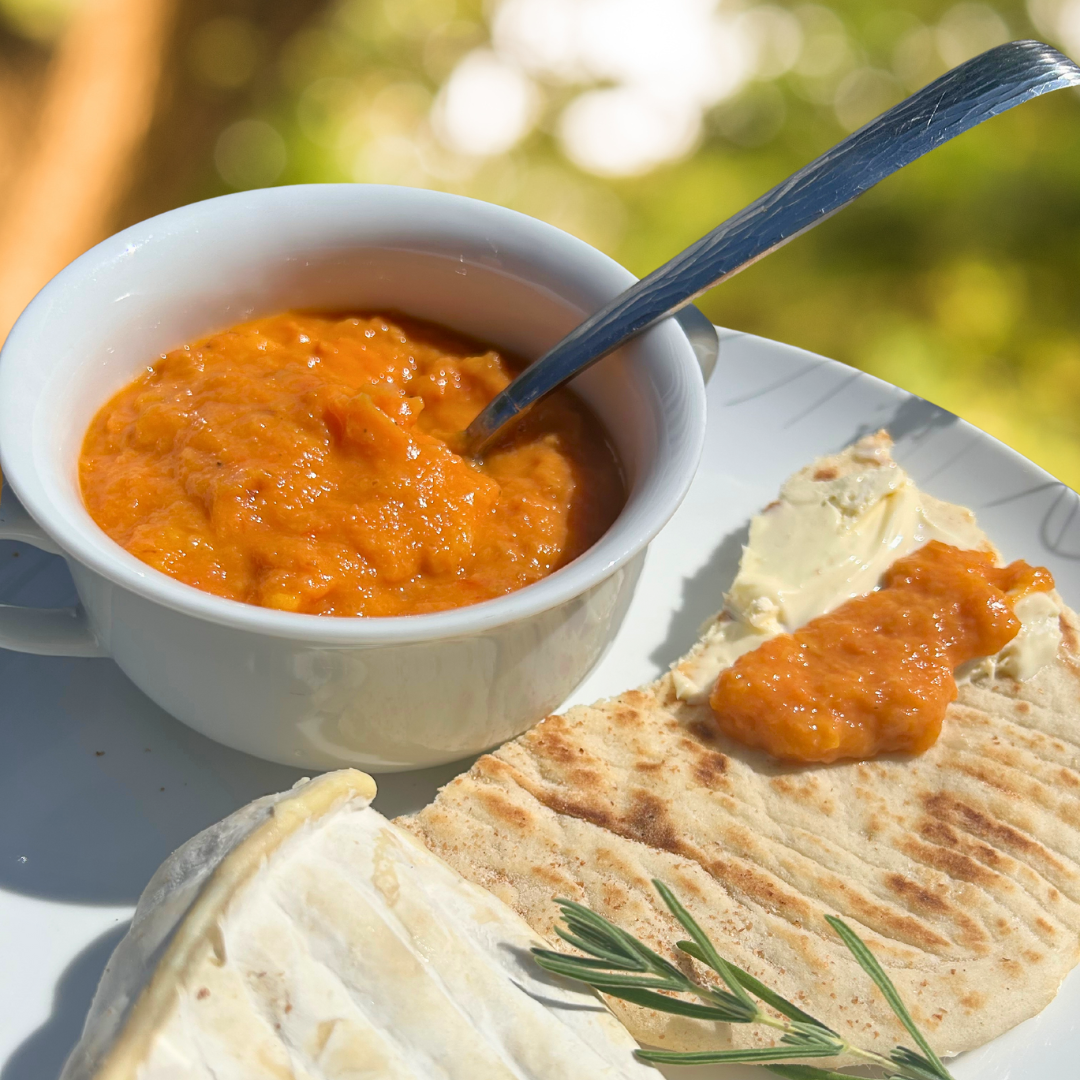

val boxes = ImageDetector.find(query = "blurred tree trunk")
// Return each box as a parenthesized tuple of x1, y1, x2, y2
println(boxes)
(0, 0, 331, 343)
(0, 0, 175, 341)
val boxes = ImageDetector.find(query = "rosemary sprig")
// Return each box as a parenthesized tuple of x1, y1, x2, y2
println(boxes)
(532, 879, 956, 1080)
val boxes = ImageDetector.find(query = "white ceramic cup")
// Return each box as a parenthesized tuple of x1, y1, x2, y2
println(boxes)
(0, 185, 706, 770)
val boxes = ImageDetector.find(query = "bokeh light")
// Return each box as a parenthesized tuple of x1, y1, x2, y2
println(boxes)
(215, 118, 287, 189)
(431, 47, 538, 157)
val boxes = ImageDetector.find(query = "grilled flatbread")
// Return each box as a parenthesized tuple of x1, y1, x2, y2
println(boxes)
(402, 438, 1080, 1059)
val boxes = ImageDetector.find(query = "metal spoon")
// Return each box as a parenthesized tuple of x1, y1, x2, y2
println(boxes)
(462, 39, 1080, 456)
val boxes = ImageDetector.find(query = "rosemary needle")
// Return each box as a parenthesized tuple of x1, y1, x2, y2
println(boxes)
(532, 879, 957, 1080)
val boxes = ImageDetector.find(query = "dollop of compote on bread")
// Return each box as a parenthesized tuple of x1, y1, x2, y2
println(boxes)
(673, 431, 1060, 704)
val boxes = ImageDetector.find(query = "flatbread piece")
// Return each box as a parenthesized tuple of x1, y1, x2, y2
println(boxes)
(402, 442, 1080, 1060)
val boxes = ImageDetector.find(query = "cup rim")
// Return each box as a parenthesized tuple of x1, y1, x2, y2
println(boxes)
(0, 184, 706, 644)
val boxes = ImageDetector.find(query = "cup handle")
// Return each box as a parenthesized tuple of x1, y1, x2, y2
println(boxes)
(0, 488, 107, 657)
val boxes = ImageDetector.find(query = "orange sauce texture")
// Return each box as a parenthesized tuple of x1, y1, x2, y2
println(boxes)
(709, 541, 1054, 763)
(79, 312, 625, 617)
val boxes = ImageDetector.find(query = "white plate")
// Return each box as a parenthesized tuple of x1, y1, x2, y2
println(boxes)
(1, 328, 1077, 1079)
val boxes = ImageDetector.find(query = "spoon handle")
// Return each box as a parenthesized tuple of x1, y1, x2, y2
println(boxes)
(465, 39, 1080, 453)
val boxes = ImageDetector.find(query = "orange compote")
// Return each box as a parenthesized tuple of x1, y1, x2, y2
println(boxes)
(79, 312, 625, 617)
(709, 541, 1054, 763)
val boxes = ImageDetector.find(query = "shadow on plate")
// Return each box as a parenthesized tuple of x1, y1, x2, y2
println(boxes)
(0, 650, 309, 905)
(857, 394, 958, 448)
(0, 920, 128, 1080)
(648, 522, 749, 671)
(0, 644, 479, 906)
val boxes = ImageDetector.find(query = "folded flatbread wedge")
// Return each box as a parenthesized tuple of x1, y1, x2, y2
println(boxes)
(402, 434, 1080, 1060)
(61, 771, 656, 1080)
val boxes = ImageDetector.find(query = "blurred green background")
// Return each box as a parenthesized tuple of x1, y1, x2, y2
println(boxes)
(3, 0, 1080, 485)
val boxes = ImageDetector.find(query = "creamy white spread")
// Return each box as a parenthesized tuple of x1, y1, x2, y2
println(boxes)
(136, 792, 653, 1080)
(957, 589, 1064, 684)
(672, 432, 1063, 704)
